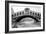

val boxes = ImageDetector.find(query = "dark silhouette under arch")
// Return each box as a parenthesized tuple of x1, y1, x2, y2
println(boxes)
(15, 15, 39, 22)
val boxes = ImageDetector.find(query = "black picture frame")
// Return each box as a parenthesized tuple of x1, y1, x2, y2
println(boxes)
(5, 1, 45, 33)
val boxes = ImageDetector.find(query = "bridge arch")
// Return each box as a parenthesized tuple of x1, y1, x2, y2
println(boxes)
(15, 15, 40, 22)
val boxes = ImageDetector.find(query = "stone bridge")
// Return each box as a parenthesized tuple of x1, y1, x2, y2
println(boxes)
(12, 8, 41, 23)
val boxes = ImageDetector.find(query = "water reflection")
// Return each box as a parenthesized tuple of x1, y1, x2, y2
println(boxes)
(12, 17, 41, 28)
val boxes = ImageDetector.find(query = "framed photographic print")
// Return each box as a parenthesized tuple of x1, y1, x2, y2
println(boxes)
(5, 1, 45, 33)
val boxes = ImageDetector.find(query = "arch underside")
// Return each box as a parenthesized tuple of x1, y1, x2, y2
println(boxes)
(12, 15, 41, 22)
